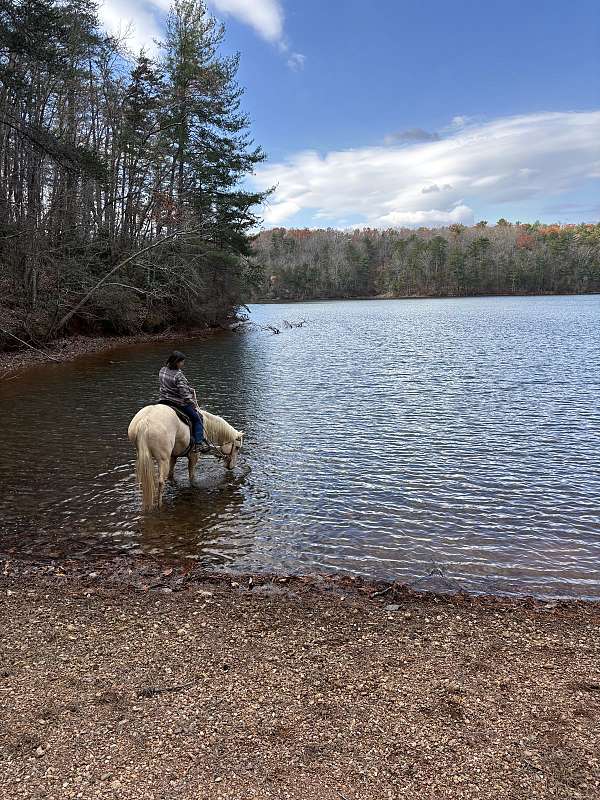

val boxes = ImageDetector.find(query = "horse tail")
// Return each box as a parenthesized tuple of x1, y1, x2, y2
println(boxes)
(135, 420, 155, 511)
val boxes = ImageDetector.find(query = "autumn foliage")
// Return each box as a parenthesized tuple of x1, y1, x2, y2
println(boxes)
(252, 222, 600, 301)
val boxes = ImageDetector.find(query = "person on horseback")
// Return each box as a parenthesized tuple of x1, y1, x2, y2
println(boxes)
(159, 351, 210, 453)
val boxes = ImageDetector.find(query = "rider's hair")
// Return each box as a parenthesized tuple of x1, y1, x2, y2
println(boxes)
(166, 350, 186, 369)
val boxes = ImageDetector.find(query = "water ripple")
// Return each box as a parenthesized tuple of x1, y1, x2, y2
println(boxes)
(1, 295, 600, 597)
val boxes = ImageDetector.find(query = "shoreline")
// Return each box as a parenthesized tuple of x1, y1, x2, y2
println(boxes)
(2, 553, 598, 610)
(1, 555, 599, 799)
(255, 290, 600, 304)
(0, 326, 226, 378)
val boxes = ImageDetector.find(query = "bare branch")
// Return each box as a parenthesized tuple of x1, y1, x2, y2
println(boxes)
(52, 230, 199, 334)
(0, 327, 61, 361)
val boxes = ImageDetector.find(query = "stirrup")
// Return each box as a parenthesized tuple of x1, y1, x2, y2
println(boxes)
(194, 439, 211, 454)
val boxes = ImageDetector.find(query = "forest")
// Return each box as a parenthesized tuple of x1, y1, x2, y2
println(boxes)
(253, 222, 600, 301)
(0, 0, 265, 349)
(2, 0, 599, 355)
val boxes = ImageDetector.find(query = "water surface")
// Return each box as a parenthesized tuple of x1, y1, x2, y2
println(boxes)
(1, 296, 599, 598)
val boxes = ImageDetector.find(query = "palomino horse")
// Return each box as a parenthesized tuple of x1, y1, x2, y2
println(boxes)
(128, 405, 244, 510)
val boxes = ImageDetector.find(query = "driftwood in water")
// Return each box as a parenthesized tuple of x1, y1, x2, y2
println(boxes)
(229, 317, 308, 336)
(260, 319, 307, 335)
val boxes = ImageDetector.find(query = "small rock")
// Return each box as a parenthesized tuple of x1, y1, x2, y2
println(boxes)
(384, 604, 400, 612)
(35, 746, 46, 758)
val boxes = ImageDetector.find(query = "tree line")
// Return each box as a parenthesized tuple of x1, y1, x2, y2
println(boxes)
(253, 222, 600, 301)
(0, 0, 266, 348)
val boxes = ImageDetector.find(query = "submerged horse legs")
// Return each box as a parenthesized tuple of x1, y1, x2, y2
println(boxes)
(162, 448, 197, 502)
(166, 450, 196, 487)
(157, 454, 172, 508)
(188, 451, 198, 484)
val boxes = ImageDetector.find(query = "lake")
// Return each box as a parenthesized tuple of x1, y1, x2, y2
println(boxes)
(1, 295, 599, 598)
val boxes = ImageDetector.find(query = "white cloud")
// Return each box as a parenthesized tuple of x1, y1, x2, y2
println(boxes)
(450, 115, 473, 129)
(379, 205, 474, 227)
(253, 111, 600, 228)
(209, 0, 306, 72)
(263, 199, 302, 225)
(287, 52, 306, 71)
(208, 0, 305, 70)
(208, 0, 283, 42)
(100, 0, 305, 70)
(99, 0, 163, 53)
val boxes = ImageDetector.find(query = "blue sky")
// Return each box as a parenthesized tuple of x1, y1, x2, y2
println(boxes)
(101, 0, 600, 229)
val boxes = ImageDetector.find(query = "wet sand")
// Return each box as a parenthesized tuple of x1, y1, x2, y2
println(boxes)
(1, 556, 599, 799)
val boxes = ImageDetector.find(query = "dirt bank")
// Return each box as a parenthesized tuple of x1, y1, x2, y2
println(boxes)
(0, 327, 225, 378)
(1, 556, 599, 799)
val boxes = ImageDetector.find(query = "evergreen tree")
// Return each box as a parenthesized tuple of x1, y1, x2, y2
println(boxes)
(0, 0, 268, 346)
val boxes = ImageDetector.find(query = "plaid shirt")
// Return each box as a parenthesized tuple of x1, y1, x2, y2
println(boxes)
(158, 366, 195, 406)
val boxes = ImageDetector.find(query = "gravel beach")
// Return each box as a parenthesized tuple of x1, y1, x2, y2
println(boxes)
(1, 557, 599, 799)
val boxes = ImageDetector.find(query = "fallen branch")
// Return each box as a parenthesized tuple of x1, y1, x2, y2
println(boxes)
(0, 327, 61, 361)
(370, 585, 393, 600)
(52, 229, 199, 334)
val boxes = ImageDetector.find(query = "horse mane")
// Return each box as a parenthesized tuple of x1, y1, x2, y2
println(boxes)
(199, 409, 240, 446)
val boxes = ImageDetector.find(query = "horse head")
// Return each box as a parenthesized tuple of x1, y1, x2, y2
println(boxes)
(220, 431, 244, 470)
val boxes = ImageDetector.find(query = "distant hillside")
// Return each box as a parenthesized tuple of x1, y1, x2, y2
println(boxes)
(251, 222, 600, 300)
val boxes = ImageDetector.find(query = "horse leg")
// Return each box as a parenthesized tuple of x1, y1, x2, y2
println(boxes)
(157, 456, 171, 508)
(188, 450, 198, 484)
(168, 455, 176, 481)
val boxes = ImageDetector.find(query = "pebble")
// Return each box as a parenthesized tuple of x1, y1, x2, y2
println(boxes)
(384, 604, 400, 612)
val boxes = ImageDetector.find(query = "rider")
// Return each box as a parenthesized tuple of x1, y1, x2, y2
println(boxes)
(159, 351, 209, 453)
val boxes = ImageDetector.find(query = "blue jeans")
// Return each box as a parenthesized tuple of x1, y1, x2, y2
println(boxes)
(182, 404, 205, 444)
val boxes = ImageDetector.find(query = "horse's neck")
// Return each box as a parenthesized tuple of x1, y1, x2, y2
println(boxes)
(200, 410, 236, 445)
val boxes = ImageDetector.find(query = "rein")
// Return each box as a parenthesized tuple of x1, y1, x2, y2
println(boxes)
(204, 441, 227, 461)
(192, 398, 229, 461)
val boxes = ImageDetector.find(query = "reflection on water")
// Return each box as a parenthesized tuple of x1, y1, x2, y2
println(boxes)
(1, 295, 600, 598)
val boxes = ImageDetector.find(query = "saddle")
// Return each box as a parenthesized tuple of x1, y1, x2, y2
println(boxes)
(155, 401, 213, 457)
